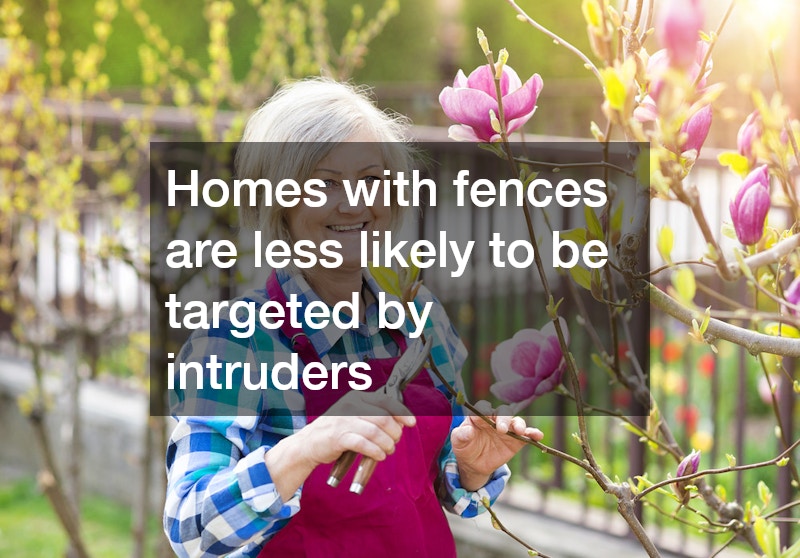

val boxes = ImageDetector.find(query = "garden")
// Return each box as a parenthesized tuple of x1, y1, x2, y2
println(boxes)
(0, 0, 798, 557)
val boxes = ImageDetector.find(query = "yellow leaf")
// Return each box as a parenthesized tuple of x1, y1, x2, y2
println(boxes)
(581, 0, 602, 27)
(657, 226, 673, 264)
(763, 322, 800, 339)
(368, 265, 402, 297)
(601, 67, 626, 111)
(717, 151, 750, 177)
(671, 267, 696, 304)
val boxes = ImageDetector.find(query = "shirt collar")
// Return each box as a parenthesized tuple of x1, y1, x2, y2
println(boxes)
(275, 268, 410, 360)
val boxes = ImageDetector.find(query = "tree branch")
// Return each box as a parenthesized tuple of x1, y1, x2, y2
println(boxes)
(649, 283, 800, 357)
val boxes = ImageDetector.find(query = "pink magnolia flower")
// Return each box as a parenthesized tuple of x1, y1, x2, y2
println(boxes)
(680, 104, 712, 155)
(730, 164, 770, 245)
(657, 0, 704, 69)
(635, 42, 712, 123)
(676, 449, 701, 477)
(489, 318, 568, 410)
(737, 110, 763, 164)
(439, 64, 543, 142)
(785, 276, 800, 316)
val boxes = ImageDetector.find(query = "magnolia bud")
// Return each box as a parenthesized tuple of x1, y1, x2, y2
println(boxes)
(729, 165, 770, 246)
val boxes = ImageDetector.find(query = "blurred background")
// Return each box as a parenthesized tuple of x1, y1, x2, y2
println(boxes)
(0, 0, 797, 556)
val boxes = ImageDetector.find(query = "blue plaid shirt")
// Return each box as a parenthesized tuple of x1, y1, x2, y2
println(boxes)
(164, 269, 510, 557)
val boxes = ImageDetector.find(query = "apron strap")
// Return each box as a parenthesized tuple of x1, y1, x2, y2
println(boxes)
(265, 271, 408, 362)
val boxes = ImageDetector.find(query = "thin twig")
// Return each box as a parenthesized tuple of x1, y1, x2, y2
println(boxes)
(512, 157, 635, 177)
(762, 499, 800, 520)
(482, 499, 553, 558)
(635, 437, 800, 500)
(691, 0, 736, 90)
(639, 259, 715, 278)
(502, 0, 602, 82)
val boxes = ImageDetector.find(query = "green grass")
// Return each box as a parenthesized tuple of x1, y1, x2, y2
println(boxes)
(0, 478, 161, 557)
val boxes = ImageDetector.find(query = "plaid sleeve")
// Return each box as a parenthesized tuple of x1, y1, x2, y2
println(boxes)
(437, 416, 511, 518)
(164, 416, 301, 557)
(164, 305, 302, 557)
(412, 287, 511, 518)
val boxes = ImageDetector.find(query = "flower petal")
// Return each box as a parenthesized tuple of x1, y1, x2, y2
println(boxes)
(447, 124, 483, 142)
(490, 377, 540, 405)
(510, 340, 543, 378)
(634, 100, 658, 122)
(536, 336, 564, 376)
(438, 86, 498, 141)
(453, 69, 468, 88)
(506, 108, 536, 135)
(466, 64, 499, 97)
(732, 181, 770, 245)
(501, 74, 543, 121)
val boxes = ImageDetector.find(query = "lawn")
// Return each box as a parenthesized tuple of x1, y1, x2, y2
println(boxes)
(0, 477, 161, 557)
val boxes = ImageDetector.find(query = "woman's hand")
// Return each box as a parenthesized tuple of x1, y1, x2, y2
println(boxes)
(304, 391, 417, 466)
(450, 401, 543, 491)
(265, 391, 416, 500)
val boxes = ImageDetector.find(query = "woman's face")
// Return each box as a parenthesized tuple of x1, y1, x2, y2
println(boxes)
(286, 132, 391, 272)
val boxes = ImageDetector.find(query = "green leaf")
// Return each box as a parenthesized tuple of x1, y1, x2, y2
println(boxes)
(569, 265, 592, 290)
(584, 205, 604, 241)
(671, 268, 696, 304)
(590, 268, 603, 301)
(699, 306, 711, 335)
(560, 228, 587, 246)
(657, 225, 674, 264)
(758, 481, 772, 508)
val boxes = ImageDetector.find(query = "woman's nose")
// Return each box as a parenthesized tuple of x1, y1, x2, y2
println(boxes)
(336, 183, 367, 214)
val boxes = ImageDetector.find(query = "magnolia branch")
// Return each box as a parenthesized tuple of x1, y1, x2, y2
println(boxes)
(635, 437, 800, 500)
(481, 498, 553, 558)
(502, 0, 602, 82)
(649, 283, 800, 357)
(725, 233, 800, 279)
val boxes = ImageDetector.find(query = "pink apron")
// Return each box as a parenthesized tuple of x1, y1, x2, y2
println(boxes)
(258, 273, 456, 558)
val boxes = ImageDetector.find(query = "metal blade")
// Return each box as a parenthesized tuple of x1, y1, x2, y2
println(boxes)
(386, 336, 433, 394)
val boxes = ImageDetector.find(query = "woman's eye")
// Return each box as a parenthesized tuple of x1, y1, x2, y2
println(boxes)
(323, 179, 342, 190)
(363, 175, 382, 183)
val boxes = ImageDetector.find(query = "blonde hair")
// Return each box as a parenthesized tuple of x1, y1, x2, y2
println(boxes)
(236, 78, 413, 244)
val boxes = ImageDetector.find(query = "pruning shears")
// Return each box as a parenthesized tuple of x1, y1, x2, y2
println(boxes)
(327, 336, 433, 494)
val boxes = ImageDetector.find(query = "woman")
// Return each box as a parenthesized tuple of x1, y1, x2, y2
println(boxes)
(164, 79, 543, 558)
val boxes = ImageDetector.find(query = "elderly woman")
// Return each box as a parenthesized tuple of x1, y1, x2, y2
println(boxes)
(164, 79, 542, 558)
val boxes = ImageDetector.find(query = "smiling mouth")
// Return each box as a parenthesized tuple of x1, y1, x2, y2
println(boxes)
(328, 223, 366, 232)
